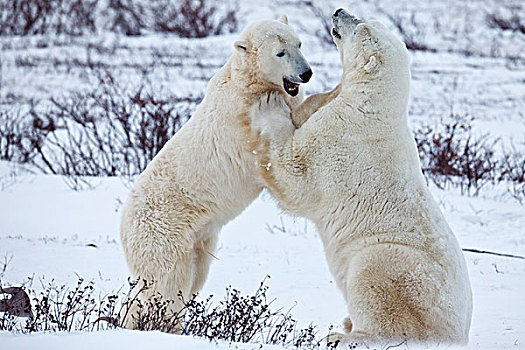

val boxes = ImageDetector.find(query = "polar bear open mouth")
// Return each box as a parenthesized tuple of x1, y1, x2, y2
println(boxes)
(331, 28, 342, 40)
(283, 77, 300, 96)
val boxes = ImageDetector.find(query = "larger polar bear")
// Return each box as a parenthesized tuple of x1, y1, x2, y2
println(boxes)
(250, 9, 472, 345)
(120, 16, 312, 330)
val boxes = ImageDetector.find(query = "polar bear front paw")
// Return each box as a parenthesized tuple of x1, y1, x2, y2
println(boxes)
(250, 91, 294, 136)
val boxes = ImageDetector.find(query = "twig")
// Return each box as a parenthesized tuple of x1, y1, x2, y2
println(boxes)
(462, 248, 525, 260)
(1, 254, 13, 276)
(385, 338, 407, 349)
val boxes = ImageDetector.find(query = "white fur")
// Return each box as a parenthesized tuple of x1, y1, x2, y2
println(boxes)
(251, 12, 472, 345)
(120, 17, 308, 330)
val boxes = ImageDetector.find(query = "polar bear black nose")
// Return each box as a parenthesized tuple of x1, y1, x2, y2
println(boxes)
(334, 8, 344, 17)
(300, 69, 313, 83)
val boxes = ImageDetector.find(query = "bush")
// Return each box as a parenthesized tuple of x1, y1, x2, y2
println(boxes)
(415, 113, 498, 195)
(414, 113, 524, 199)
(151, 0, 238, 38)
(299, 1, 334, 47)
(0, 0, 238, 37)
(0, 107, 43, 163)
(180, 279, 316, 346)
(0, 72, 201, 189)
(375, 9, 436, 52)
(0, 276, 331, 348)
(0, 278, 119, 333)
(0, 0, 99, 36)
(487, 12, 525, 34)
(499, 147, 525, 203)
(101, 0, 146, 36)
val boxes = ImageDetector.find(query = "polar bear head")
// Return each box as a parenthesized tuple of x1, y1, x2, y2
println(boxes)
(331, 9, 410, 118)
(233, 15, 312, 97)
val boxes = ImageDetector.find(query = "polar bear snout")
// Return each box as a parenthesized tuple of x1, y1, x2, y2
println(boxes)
(299, 68, 312, 83)
(282, 54, 312, 96)
(333, 8, 344, 17)
(331, 8, 362, 39)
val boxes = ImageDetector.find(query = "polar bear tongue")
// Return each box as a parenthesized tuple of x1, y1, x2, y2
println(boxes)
(283, 77, 300, 96)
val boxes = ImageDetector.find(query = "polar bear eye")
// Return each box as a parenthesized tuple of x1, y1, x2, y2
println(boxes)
(276, 50, 286, 57)
(298, 42, 302, 49)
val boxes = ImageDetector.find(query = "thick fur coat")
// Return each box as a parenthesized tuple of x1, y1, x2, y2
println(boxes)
(250, 10, 472, 345)
(120, 16, 310, 330)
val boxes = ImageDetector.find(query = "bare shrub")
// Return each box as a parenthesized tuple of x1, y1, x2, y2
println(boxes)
(1, 277, 120, 333)
(388, 13, 435, 52)
(0, 107, 44, 163)
(181, 280, 302, 345)
(415, 113, 498, 195)
(101, 0, 146, 36)
(414, 113, 525, 201)
(51, 0, 99, 35)
(151, 0, 238, 38)
(487, 12, 525, 34)
(301, 1, 334, 47)
(0, 0, 99, 36)
(0, 72, 201, 189)
(499, 146, 525, 203)
(375, 9, 436, 52)
(0, 0, 53, 35)
(0, 0, 238, 37)
(1, 276, 330, 348)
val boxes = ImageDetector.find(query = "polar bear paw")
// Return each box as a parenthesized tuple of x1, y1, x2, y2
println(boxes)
(250, 91, 294, 136)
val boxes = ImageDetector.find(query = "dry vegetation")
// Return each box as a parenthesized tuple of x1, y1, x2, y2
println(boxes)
(0, 275, 339, 349)
(0, 0, 238, 37)
(414, 112, 524, 197)
(2, 78, 522, 198)
(0, 71, 201, 189)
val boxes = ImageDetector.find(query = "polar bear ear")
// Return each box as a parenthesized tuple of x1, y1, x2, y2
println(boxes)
(364, 55, 379, 74)
(278, 14, 288, 25)
(234, 40, 251, 54)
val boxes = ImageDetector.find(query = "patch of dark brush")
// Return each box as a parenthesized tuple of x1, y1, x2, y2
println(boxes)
(0, 276, 333, 348)
(0, 70, 202, 189)
(414, 112, 524, 200)
(0, 0, 238, 38)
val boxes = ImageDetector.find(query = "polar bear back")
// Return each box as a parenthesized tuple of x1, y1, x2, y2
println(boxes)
(125, 65, 261, 231)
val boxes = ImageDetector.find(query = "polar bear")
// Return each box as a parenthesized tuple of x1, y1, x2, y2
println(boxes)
(119, 15, 311, 330)
(249, 9, 472, 345)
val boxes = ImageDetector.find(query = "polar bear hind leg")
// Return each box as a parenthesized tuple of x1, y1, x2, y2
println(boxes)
(123, 250, 193, 332)
(121, 216, 196, 332)
(190, 234, 219, 296)
(343, 243, 454, 343)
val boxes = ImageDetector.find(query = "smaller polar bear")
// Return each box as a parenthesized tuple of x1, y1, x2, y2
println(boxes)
(120, 15, 311, 330)
(250, 9, 472, 345)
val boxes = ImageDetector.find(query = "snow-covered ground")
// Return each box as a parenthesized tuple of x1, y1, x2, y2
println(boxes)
(1, 0, 524, 349)
(0, 328, 281, 350)
(0, 165, 524, 349)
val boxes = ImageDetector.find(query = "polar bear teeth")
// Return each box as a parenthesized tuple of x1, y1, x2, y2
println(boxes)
(283, 77, 300, 96)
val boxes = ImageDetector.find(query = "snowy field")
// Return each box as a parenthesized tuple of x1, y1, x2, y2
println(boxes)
(1, 0, 524, 349)
(0, 168, 525, 349)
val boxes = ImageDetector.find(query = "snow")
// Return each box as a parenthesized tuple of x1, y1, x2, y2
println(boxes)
(0, 166, 524, 349)
(0, 329, 278, 350)
(1, 0, 524, 348)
